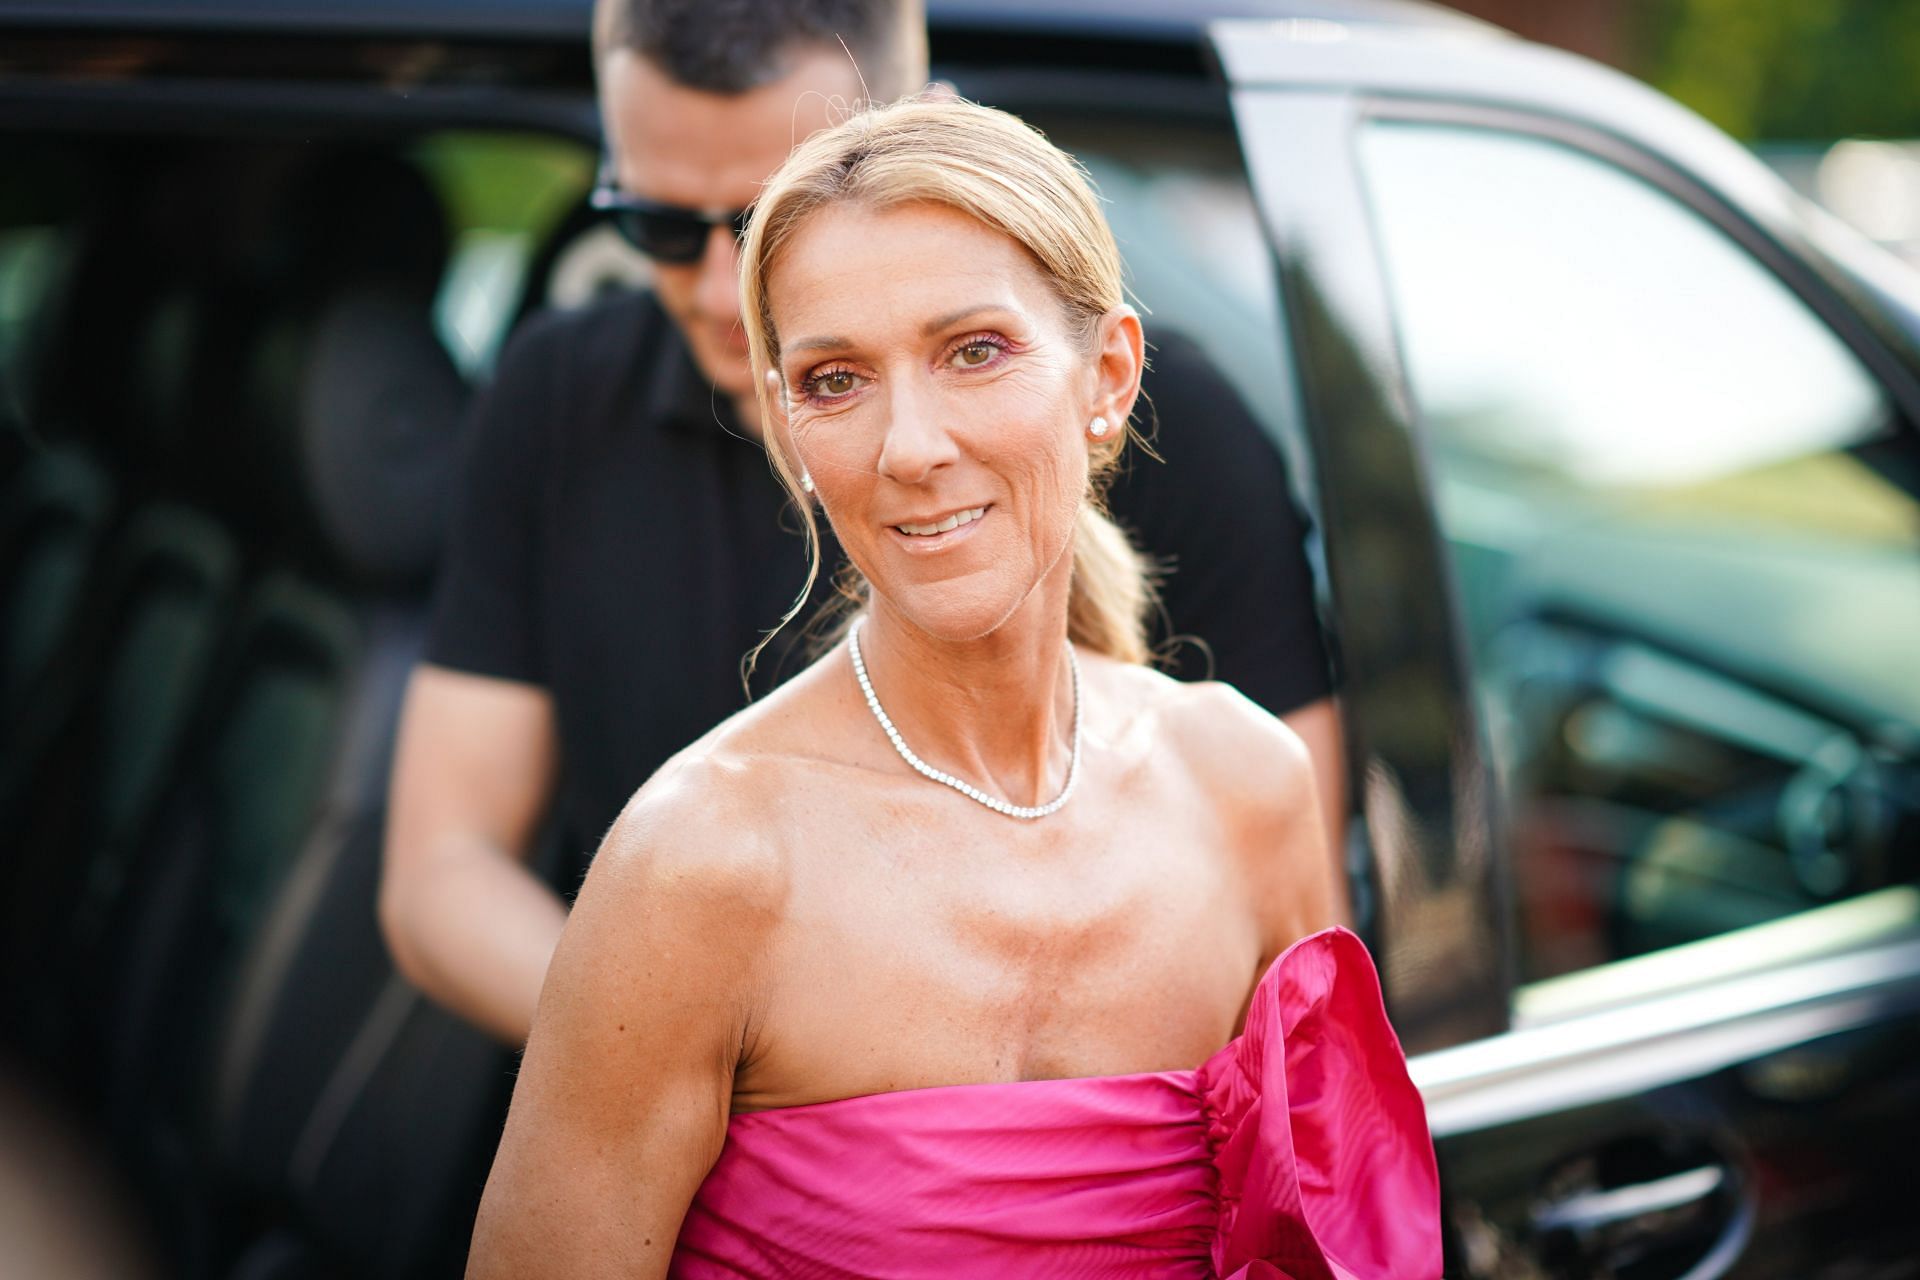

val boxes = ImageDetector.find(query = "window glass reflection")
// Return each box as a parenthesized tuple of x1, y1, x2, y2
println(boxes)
(1361, 120, 1920, 988)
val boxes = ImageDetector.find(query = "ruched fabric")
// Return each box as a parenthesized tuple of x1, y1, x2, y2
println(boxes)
(671, 928, 1439, 1279)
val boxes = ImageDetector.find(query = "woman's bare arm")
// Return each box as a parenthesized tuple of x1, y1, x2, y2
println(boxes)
(467, 766, 785, 1279)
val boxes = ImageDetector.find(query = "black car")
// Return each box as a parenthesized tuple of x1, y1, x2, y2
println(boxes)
(2, 2, 1918, 1276)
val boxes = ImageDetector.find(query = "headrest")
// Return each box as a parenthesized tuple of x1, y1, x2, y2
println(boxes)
(282, 152, 451, 301)
(210, 148, 467, 586)
(291, 287, 466, 587)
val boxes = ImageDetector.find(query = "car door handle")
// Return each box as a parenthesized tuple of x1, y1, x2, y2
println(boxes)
(1533, 1163, 1723, 1233)
(1529, 1149, 1754, 1280)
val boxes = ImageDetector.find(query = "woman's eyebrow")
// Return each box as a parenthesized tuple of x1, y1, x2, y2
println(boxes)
(786, 334, 851, 357)
(786, 305, 1013, 358)
(920, 304, 1008, 337)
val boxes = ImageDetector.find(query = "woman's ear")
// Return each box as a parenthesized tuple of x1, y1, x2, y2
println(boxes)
(763, 365, 799, 454)
(1091, 305, 1145, 435)
(762, 367, 791, 433)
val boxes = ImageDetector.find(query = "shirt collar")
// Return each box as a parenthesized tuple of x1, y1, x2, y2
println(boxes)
(643, 306, 748, 440)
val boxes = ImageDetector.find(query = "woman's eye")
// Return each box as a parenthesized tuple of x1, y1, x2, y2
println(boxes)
(952, 341, 999, 368)
(803, 369, 863, 400)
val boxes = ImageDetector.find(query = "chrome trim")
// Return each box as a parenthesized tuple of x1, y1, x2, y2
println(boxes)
(1533, 1164, 1724, 1233)
(1516, 885, 1920, 1024)
(1410, 936, 1920, 1137)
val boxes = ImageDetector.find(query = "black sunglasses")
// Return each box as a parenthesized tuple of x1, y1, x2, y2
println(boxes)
(590, 166, 752, 265)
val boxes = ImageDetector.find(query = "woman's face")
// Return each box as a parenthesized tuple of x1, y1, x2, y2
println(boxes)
(767, 200, 1116, 643)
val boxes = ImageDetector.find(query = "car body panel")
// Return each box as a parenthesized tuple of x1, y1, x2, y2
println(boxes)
(0, 0, 1488, 41)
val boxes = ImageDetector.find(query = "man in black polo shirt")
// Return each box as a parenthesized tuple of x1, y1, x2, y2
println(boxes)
(381, 0, 1343, 1046)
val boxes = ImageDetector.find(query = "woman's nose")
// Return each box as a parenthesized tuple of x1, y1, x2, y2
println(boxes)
(875, 383, 960, 485)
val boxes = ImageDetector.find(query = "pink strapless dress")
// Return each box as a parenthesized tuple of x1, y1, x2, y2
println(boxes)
(671, 927, 1440, 1279)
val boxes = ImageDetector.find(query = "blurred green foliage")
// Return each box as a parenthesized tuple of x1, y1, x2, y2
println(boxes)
(1638, 0, 1920, 140)
(410, 132, 593, 236)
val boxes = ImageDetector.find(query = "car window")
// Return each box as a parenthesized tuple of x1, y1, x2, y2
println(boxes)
(0, 226, 76, 434)
(409, 133, 594, 375)
(1357, 120, 1920, 992)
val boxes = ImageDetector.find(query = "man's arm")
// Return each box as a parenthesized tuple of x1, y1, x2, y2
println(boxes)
(383, 305, 574, 1044)
(1280, 697, 1349, 924)
(380, 665, 565, 1045)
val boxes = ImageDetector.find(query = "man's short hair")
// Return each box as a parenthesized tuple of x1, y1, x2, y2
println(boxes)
(594, 0, 927, 104)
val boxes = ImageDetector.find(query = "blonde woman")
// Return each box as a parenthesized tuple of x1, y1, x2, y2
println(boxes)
(469, 97, 1438, 1279)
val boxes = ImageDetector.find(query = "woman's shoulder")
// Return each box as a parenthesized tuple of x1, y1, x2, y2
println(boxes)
(587, 656, 859, 904)
(1092, 657, 1334, 939)
(583, 741, 802, 937)
(1091, 656, 1313, 787)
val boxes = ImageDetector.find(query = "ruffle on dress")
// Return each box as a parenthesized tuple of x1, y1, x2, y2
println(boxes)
(1199, 928, 1441, 1280)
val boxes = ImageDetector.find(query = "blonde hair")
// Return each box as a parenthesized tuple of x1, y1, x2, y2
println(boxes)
(737, 96, 1155, 671)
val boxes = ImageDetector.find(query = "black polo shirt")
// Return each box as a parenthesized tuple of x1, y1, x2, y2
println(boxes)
(427, 291, 1329, 874)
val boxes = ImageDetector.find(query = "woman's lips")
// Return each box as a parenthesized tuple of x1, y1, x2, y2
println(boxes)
(888, 505, 990, 551)
(894, 506, 987, 537)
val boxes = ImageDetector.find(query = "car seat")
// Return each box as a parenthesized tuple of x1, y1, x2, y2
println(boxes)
(79, 148, 501, 1280)
(0, 445, 115, 785)
(199, 277, 511, 1280)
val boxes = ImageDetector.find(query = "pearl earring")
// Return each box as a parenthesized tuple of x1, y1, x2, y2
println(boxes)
(800, 470, 815, 494)
(1088, 416, 1109, 438)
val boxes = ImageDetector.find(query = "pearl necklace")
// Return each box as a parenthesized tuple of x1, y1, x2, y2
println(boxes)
(848, 618, 1081, 820)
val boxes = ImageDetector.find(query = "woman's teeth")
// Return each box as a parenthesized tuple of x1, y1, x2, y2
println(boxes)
(895, 507, 986, 537)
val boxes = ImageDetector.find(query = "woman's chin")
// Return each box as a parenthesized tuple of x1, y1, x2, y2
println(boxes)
(869, 584, 1030, 647)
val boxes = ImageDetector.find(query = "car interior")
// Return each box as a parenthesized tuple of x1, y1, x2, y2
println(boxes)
(0, 126, 596, 1279)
